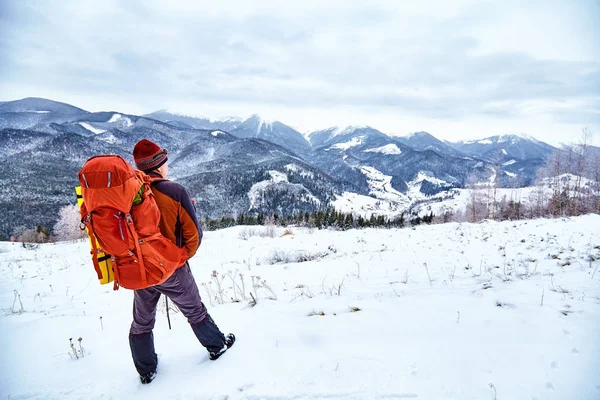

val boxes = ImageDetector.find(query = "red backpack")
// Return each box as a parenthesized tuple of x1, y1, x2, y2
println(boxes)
(78, 155, 188, 290)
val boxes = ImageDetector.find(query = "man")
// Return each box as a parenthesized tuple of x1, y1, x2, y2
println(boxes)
(129, 138, 235, 384)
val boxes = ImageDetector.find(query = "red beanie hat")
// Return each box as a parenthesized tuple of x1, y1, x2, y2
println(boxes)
(133, 139, 168, 171)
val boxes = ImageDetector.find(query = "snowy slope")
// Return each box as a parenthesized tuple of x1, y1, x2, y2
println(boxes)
(364, 143, 402, 155)
(1, 216, 599, 399)
(78, 122, 106, 134)
(332, 169, 453, 219)
(330, 166, 411, 219)
(360, 166, 409, 204)
(308, 126, 384, 149)
(248, 170, 321, 210)
(326, 136, 365, 151)
(409, 173, 600, 219)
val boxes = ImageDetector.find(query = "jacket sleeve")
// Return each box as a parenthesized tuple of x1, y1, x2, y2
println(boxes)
(179, 186, 203, 259)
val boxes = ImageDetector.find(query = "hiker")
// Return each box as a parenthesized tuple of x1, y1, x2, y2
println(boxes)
(129, 138, 235, 384)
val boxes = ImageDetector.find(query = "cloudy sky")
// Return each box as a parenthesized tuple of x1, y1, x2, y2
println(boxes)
(1, 0, 598, 145)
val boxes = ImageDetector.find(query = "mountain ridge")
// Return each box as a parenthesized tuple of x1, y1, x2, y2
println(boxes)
(0, 97, 566, 240)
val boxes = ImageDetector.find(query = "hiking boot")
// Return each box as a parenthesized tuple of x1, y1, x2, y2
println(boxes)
(209, 333, 235, 360)
(139, 370, 157, 384)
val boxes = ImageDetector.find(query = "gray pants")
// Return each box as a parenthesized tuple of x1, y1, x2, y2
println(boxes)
(129, 264, 226, 376)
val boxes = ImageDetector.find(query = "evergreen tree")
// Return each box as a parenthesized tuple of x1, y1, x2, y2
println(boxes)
(357, 215, 365, 227)
(316, 211, 324, 229)
(328, 209, 337, 227)
(391, 213, 405, 228)
(334, 211, 342, 228)
(344, 213, 354, 229)
(369, 214, 376, 227)
(422, 212, 434, 224)
(410, 216, 422, 226)
(237, 213, 245, 225)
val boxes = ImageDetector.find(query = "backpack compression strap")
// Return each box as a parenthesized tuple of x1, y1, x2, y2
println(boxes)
(125, 214, 148, 288)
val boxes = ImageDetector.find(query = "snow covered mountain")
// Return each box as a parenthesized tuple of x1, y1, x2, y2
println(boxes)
(229, 115, 311, 157)
(447, 134, 558, 186)
(0, 97, 86, 115)
(307, 125, 388, 149)
(451, 134, 557, 162)
(0, 97, 89, 130)
(0, 97, 571, 239)
(0, 106, 348, 239)
(308, 126, 489, 199)
(396, 131, 466, 158)
(143, 110, 242, 132)
(146, 112, 311, 157)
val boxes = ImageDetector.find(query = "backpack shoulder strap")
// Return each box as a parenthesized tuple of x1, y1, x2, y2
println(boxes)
(137, 171, 167, 185)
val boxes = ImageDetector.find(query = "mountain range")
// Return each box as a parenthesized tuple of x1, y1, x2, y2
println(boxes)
(0, 97, 569, 240)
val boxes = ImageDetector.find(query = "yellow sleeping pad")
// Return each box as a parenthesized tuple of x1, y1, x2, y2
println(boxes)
(75, 186, 114, 285)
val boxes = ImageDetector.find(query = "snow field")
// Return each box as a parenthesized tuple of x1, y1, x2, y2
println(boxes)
(326, 136, 365, 151)
(364, 144, 402, 155)
(78, 122, 106, 134)
(1, 215, 599, 399)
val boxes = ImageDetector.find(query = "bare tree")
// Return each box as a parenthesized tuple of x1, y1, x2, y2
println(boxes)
(464, 172, 489, 222)
(564, 144, 574, 215)
(572, 128, 592, 215)
(592, 150, 600, 214)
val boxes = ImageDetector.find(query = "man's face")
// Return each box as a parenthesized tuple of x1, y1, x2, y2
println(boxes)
(158, 162, 169, 178)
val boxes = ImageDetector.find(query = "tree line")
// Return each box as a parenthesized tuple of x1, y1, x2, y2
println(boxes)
(202, 209, 434, 231)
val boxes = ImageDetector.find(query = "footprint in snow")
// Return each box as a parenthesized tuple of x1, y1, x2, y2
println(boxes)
(546, 382, 555, 391)
(550, 361, 559, 369)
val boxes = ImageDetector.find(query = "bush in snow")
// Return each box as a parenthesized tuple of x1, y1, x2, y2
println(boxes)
(7, 289, 25, 315)
(262, 248, 331, 265)
(69, 337, 86, 360)
(53, 204, 86, 242)
(238, 225, 279, 240)
(11, 225, 50, 244)
(201, 271, 276, 306)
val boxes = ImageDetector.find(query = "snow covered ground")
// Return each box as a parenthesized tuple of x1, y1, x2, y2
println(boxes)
(1, 216, 599, 399)
(331, 191, 405, 217)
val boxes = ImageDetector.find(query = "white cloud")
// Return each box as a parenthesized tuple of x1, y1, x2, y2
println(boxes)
(0, 0, 598, 146)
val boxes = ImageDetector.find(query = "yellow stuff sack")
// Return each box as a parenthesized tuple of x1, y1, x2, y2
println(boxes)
(75, 186, 114, 285)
